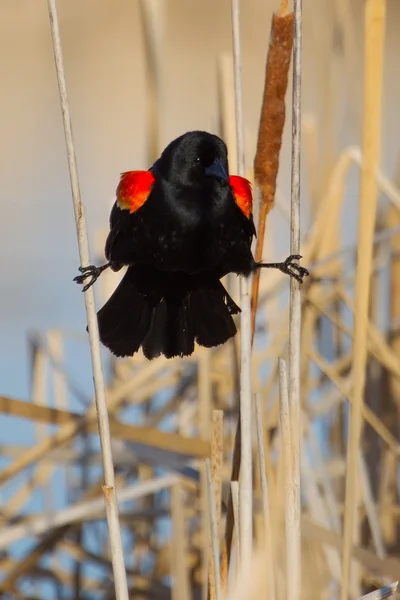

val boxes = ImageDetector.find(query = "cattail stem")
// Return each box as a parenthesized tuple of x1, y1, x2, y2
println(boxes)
(287, 0, 302, 598)
(230, 0, 253, 572)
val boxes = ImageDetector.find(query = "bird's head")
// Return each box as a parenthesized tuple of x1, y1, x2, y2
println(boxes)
(151, 131, 230, 188)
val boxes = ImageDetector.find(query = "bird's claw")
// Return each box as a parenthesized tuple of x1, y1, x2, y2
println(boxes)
(278, 254, 309, 284)
(73, 265, 104, 292)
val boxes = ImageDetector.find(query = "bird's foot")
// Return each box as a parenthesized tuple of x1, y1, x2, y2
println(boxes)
(257, 254, 309, 284)
(73, 263, 110, 292)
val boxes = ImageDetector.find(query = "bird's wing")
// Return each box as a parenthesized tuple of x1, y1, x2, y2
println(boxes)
(105, 170, 155, 264)
(114, 170, 155, 216)
(229, 175, 257, 239)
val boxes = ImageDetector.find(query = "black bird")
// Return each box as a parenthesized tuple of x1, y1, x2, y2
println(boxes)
(74, 131, 308, 359)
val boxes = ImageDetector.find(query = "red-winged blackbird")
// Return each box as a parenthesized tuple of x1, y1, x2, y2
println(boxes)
(74, 131, 308, 359)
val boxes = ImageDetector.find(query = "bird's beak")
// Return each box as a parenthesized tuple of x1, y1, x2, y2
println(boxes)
(205, 158, 229, 182)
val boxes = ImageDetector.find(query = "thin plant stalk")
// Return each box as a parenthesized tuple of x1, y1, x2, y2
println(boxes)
(209, 410, 224, 600)
(340, 2, 386, 599)
(358, 454, 386, 559)
(230, 481, 241, 566)
(171, 483, 191, 600)
(206, 459, 222, 600)
(287, 0, 303, 598)
(46, 1, 129, 598)
(254, 394, 276, 600)
(198, 348, 212, 600)
(279, 358, 300, 600)
(230, 0, 253, 569)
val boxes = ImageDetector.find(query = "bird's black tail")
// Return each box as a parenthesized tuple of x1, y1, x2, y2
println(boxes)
(96, 266, 240, 360)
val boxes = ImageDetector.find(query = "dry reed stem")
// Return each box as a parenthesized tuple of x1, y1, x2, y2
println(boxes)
(302, 515, 400, 580)
(206, 459, 222, 600)
(230, 0, 253, 570)
(198, 347, 212, 600)
(209, 411, 224, 600)
(301, 435, 341, 585)
(47, 331, 73, 489)
(251, 8, 294, 336)
(221, 414, 241, 590)
(383, 177, 400, 542)
(0, 396, 209, 457)
(171, 483, 191, 600)
(287, 1, 302, 598)
(32, 344, 49, 449)
(387, 166, 400, 363)
(0, 347, 54, 523)
(278, 358, 300, 600)
(341, 0, 386, 556)
(305, 417, 341, 532)
(31, 345, 60, 560)
(223, 545, 267, 600)
(217, 47, 244, 586)
(254, 394, 275, 600)
(46, 2, 129, 596)
(230, 481, 241, 566)
(379, 452, 398, 545)
(220, 239, 290, 576)
(358, 455, 386, 559)
(0, 473, 183, 549)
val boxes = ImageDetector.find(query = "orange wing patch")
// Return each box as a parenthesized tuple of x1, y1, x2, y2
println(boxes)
(229, 175, 253, 219)
(116, 170, 155, 214)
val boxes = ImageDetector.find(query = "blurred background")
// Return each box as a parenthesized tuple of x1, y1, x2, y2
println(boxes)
(1, 0, 400, 599)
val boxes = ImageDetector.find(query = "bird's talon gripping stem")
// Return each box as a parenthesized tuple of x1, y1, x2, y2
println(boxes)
(78, 265, 97, 274)
(257, 254, 310, 284)
(73, 263, 111, 292)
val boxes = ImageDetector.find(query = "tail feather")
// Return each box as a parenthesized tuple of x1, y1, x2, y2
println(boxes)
(190, 282, 237, 348)
(141, 298, 168, 359)
(96, 269, 156, 358)
(96, 266, 239, 359)
(143, 295, 195, 359)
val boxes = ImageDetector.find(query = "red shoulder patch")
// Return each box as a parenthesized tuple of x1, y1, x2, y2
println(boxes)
(116, 170, 155, 214)
(229, 175, 253, 219)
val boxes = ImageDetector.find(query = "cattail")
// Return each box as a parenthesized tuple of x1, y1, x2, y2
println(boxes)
(251, 2, 294, 337)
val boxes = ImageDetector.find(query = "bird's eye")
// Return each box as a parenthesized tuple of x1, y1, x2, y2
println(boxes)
(195, 156, 201, 164)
